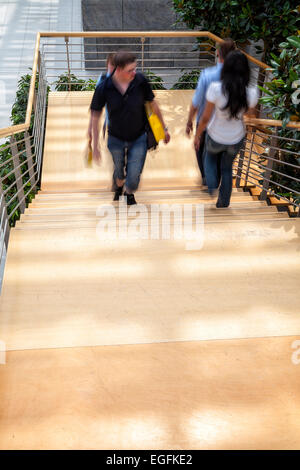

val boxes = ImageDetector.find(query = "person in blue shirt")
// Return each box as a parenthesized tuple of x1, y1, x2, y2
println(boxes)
(96, 52, 115, 86)
(186, 39, 236, 186)
(88, 53, 115, 142)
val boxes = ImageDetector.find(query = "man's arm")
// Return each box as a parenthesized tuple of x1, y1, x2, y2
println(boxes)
(91, 109, 102, 164)
(186, 104, 198, 136)
(186, 72, 205, 136)
(150, 99, 170, 144)
(194, 101, 215, 151)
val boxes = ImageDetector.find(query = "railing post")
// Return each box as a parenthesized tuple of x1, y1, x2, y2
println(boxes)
(65, 36, 71, 91)
(235, 136, 247, 188)
(0, 183, 10, 249)
(244, 128, 255, 187)
(10, 135, 26, 213)
(259, 132, 276, 201)
(24, 130, 36, 188)
(235, 149, 244, 188)
(141, 36, 145, 72)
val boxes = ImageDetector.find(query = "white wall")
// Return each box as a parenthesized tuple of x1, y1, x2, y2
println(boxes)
(0, 0, 82, 130)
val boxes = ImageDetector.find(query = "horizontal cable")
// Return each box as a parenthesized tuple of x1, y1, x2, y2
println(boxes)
(237, 173, 300, 208)
(7, 173, 39, 220)
(44, 57, 210, 64)
(0, 143, 35, 166)
(244, 148, 300, 170)
(3, 161, 37, 195)
(235, 164, 263, 180)
(43, 42, 215, 47)
(246, 171, 300, 195)
(46, 65, 210, 73)
(257, 143, 300, 157)
(249, 161, 300, 183)
(254, 131, 300, 143)
(44, 51, 211, 58)
(0, 135, 32, 154)
(1, 157, 33, 181)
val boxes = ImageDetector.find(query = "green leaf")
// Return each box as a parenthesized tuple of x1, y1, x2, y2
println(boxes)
(287, 36, 300, 49)
(258, 86, 273, 95)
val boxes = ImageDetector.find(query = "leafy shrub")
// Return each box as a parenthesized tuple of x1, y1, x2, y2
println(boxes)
(171, 69, 200, 89)
(145, 70, 166, 90)
(259, 36, 300, 126)
(172, 0, 300, 62)
(258, 36, 300, 205)
(54, 73, 96, 91)
(10, 71, 38, 132)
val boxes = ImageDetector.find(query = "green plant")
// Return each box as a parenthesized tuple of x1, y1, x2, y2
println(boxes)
(54, 73, 96, 91)
(0, 70, 49, 226)
(10, 71, 38, 132)
(171, 69, 200, 89)
(145, 70, 166, 90)
(173, 0, 251, 46)
(258, 35, 300, 205)
(247, 2, 300, 62)
(172, 1, 300, 62)
(81, 78, 97, 90)
(259, 35, 300, 126)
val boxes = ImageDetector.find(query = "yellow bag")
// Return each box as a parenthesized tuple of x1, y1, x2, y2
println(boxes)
(145, 102, 165, 143)
(84, 140, 93, 168)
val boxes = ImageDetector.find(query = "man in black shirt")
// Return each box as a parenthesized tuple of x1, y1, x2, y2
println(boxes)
(90, 51, 170, 205)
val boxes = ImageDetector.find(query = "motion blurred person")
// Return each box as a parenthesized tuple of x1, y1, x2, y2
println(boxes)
(194, 50, 258, 208)
(87, 53, 115, 141)
(96, 52, 115, 86)
(90, 51, 170, 205)
(186, 39, 236, 185)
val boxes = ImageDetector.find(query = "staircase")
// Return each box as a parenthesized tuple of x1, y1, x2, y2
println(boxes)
(0, 89, 299, 450)
(1, 182, 299, 352)
(0, 90, 299, 351)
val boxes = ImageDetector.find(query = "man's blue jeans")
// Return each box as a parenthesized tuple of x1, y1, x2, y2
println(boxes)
(107, 132, 147, 192)
(204, 134, 244, 207)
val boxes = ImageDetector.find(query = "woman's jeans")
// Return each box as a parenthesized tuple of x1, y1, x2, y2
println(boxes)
(107, 132, 147, 192)
(204, 134, 245, 207)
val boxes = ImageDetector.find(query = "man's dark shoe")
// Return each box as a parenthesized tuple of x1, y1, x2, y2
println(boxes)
(124, 192, 137, 205)
(113, 185, 123, 201)
(216, 200, 229, 208)
(111, 176, 118, 192)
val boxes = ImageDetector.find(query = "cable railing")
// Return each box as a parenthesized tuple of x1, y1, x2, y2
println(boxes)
(0, 30, 299, 285)
(234, 126, 300, 214)
(0, 47, 48, 279)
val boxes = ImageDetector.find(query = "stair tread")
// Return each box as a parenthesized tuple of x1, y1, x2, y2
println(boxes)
(19, 206, 279, 222)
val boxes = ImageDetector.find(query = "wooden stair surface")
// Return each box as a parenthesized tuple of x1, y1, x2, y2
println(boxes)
(0, 90, 299, 450)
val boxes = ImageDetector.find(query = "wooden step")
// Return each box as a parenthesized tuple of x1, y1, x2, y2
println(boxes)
(30, 192, 251, 207)
(34, 187, 245, 199)
(10, 217, 300, 244)
(18, 205, 280, 225)
(250, 187, 262, 197)
(15, 215, 291, 231)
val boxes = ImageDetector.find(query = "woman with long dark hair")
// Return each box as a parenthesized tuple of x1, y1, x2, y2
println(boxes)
(194, 50, 258, 208)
